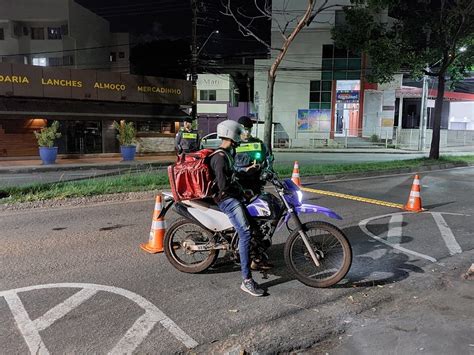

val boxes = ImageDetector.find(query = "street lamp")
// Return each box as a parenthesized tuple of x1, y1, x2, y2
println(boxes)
(197, 30, 219, 56)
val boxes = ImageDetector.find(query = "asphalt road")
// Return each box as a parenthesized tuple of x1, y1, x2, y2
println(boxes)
(0, 167, 473, 353)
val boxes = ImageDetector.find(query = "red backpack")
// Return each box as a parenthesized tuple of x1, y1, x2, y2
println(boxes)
(168, 149, 226, 202)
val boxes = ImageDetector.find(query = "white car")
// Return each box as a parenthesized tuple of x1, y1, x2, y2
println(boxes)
(200, 132, 222, 149)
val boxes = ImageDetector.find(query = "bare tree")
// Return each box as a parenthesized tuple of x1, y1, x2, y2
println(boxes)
(222, 0, 344, 148)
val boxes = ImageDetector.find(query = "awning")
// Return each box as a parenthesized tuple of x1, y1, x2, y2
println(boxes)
(0, 97, 190, 120)
(396, 86, 474, 101)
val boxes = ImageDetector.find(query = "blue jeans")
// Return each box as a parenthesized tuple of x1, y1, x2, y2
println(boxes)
(218, 197, 252, 280)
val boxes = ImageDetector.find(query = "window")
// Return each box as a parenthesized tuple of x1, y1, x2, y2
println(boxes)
(110, 52, 117, 62)
(320, 44, 361, 81)
(118, 51, 125, 59)
(48, 57, 63, 66)
(136, 121, 176, 134)
(0, 28, 4, 40)
(23, 27, 29, 36)
(31, 27, 44, 40)
(48, 27, 62, 40)
(310, 80, 332, 109)
(32, 57, 47, 66)
(199, 90, 217, 101)
(63, 55, 74, 66)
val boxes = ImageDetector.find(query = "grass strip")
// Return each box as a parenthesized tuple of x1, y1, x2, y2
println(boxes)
(1, 155, 473, 204)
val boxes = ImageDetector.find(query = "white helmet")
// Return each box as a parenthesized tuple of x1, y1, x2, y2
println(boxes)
(217, 120, 242, 143)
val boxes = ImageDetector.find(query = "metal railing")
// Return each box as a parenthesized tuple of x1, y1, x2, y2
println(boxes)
(273, 127, 474, 150)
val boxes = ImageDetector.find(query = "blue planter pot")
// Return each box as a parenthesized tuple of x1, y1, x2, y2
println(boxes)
(39, 147, 58, 165)
(120, 145, 137, 161)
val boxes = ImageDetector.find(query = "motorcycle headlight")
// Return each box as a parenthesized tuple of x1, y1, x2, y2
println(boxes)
(296, 190, 303, 204)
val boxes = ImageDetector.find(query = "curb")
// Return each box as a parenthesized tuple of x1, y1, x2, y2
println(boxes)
(273, 148, 418, 154)
(0, 161, 174, 174)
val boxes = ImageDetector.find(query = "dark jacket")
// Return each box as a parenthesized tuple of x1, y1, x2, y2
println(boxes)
(175, 128, 200, 154)
(209, 148, 242, 203)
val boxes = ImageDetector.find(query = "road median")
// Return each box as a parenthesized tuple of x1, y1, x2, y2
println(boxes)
(1, 155, 473, 209)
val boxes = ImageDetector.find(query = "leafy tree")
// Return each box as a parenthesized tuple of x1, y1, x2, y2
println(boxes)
(333, 0, 474, 159)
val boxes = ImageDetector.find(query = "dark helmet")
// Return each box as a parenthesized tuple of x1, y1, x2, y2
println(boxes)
(183, 116, 193, 123)
(238, 116, 253, 129)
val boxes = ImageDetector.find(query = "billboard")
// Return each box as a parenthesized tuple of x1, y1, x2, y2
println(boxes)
(297, 109, 331, 132)
(0, 63, 192, 105)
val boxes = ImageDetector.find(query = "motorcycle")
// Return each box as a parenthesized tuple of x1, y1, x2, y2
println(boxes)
(160, 172, 352, 288)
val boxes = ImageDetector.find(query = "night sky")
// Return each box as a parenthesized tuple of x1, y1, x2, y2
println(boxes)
(75, 0, 269, 56)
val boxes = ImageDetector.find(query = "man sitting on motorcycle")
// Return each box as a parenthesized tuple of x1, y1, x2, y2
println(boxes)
(209, 120, 265, 297)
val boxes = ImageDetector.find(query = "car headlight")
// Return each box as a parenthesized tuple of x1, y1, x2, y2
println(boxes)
(296, 190, 303, 203)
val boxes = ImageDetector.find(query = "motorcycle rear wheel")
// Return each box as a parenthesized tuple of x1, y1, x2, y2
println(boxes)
(164, 218, 218, 273)
(284, 221, 352, 288)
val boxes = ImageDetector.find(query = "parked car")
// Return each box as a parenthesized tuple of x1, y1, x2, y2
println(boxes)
(200, 132, 222, 149)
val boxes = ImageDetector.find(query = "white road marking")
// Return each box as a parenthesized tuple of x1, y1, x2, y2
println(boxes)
(431, 212, 463, 255)
(33, 288, 98, 331)
(0, 283, 199, 352)
(387, 214, 403, 245)
(4, 293, 50, 355)
(359, 212, 437, 263)
(359, 211, 469, 263)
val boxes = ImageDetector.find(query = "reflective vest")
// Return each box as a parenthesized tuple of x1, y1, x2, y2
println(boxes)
(176, 129, 199, 153)
(235, 140, 264, 165)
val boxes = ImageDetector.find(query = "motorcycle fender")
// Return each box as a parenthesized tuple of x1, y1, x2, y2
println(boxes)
(296, 204, 343, 220)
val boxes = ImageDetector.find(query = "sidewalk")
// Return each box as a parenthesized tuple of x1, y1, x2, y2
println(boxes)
(0, 154, 176, 174)
(273, 145, 474, 154)
(313, 250, 474, 355)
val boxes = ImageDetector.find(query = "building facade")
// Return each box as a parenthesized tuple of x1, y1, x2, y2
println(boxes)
(196, 73, 252, 135)
(0, 63, 192, 157)
(254, 0, 474, 149)
(0, 0, 130, 73)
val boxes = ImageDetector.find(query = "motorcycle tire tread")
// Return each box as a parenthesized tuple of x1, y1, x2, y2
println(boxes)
(284, 221, 352, 288)
(164, 218, 219, 274)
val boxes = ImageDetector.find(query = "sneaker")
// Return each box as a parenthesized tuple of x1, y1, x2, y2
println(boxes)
(250, 259, 274, 271)
(240, 279, 265, 297)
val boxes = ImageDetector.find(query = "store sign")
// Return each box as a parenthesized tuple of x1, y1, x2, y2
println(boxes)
(297, 109, 331, 132)
(0, 63, 191, 105)
(336, 90, 359, 103)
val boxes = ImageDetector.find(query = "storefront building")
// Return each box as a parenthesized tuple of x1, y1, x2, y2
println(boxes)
(0, 63, 192, 158)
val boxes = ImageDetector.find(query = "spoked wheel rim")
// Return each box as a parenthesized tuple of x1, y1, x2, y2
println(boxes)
(289, 225, 348, 283)
(168, 221, 215, 268)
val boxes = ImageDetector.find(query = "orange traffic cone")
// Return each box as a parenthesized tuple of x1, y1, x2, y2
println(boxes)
(291, 161, 301, 187)
(140, 195, 166, 253)
(404, 174, 424, 212)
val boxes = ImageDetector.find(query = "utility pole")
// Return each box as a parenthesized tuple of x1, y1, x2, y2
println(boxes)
(191, 0, 198, 122)
(419, 66, 429, 150)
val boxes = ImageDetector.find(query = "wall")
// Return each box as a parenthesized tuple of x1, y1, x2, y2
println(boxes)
(68, 0, 111, 71)
(448, 102, 474, 130)
(110, 33, 130, 74)
(137, 136, 174, 153)
(254, 29, 334, 141)
(0, 118, 45, 157)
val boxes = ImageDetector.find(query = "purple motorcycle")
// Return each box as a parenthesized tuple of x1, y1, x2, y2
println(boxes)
(161, 173, 352, 288)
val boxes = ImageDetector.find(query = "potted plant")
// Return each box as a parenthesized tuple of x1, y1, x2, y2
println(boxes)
(114, 120, 137, 161)
(34, 120, 62, 165)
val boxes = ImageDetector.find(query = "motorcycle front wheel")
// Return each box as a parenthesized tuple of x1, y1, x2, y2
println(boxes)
(284, 221, 352, 288)
(164, 218, 218, 273)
